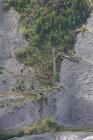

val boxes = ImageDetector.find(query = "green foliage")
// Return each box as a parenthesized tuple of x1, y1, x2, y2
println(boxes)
(15, 79, 25, 92)
(54, 73, 60, 82)
(23, 117, 61, 135)
(0, 67, 4, 74)
(16, 49, 26, 59)
(4, 0, 90, 84)
(0, 130, 25, 140)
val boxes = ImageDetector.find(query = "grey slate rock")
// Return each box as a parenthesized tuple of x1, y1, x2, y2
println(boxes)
(56, 13, 93, 127)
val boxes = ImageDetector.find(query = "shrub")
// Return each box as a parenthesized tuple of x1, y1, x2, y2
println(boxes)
(23, 117, 61, 135)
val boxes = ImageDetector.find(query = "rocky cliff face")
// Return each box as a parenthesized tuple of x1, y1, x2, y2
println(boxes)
(1, 6, 93, 130)
(0, 7, 38, 93)
(0, 6, 40, 132)
(41, 12, 93, 127)
(1, 1, 93, 140)
(0, 94, 41, 131)
(57, 12, 93, 128)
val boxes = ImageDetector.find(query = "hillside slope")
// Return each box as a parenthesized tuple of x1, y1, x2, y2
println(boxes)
(7, 12, 93, 139)
(1, 0, 93, 140)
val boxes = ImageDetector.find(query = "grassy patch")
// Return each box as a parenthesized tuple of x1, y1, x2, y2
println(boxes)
(0, 130, 25, 140)
(23, 117, 61, 135)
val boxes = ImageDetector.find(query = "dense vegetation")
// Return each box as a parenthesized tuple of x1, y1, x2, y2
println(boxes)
(4, 0, 90, 85)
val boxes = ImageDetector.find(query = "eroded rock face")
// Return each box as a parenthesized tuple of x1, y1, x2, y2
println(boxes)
(0, 95, 41, 131)
(0, 7, 41, 132)
(1, 0, 93, 135)
(0, 7, 39, 93)
(28, 12, 93, 129)
(56, 13, 93, 127)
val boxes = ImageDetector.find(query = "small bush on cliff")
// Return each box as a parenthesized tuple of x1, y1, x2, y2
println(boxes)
(23, 117, 61, 135)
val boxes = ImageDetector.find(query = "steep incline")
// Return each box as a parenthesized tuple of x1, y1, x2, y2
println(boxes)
(58, 12, 93, 127)
(0, 0, 9, 92)
(0, 0, 38, 93)
(0, 2, 40, 132)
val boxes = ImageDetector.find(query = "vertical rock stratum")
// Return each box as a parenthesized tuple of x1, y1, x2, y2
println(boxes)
(0, 0, 9, 92)
(0, 1, 40, 132)
(57, 12, 93, 127)
(0, 1, 38, 93)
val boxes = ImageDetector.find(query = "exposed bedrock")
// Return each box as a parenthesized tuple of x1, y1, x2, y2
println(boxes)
(1, 1, 93, 136)
(0, 7, 39, 93)
(1, 10, 93, 131)
(0, 95, 41, 131)
(40, 13, 93, 128)
(56, 13, 93, 127)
